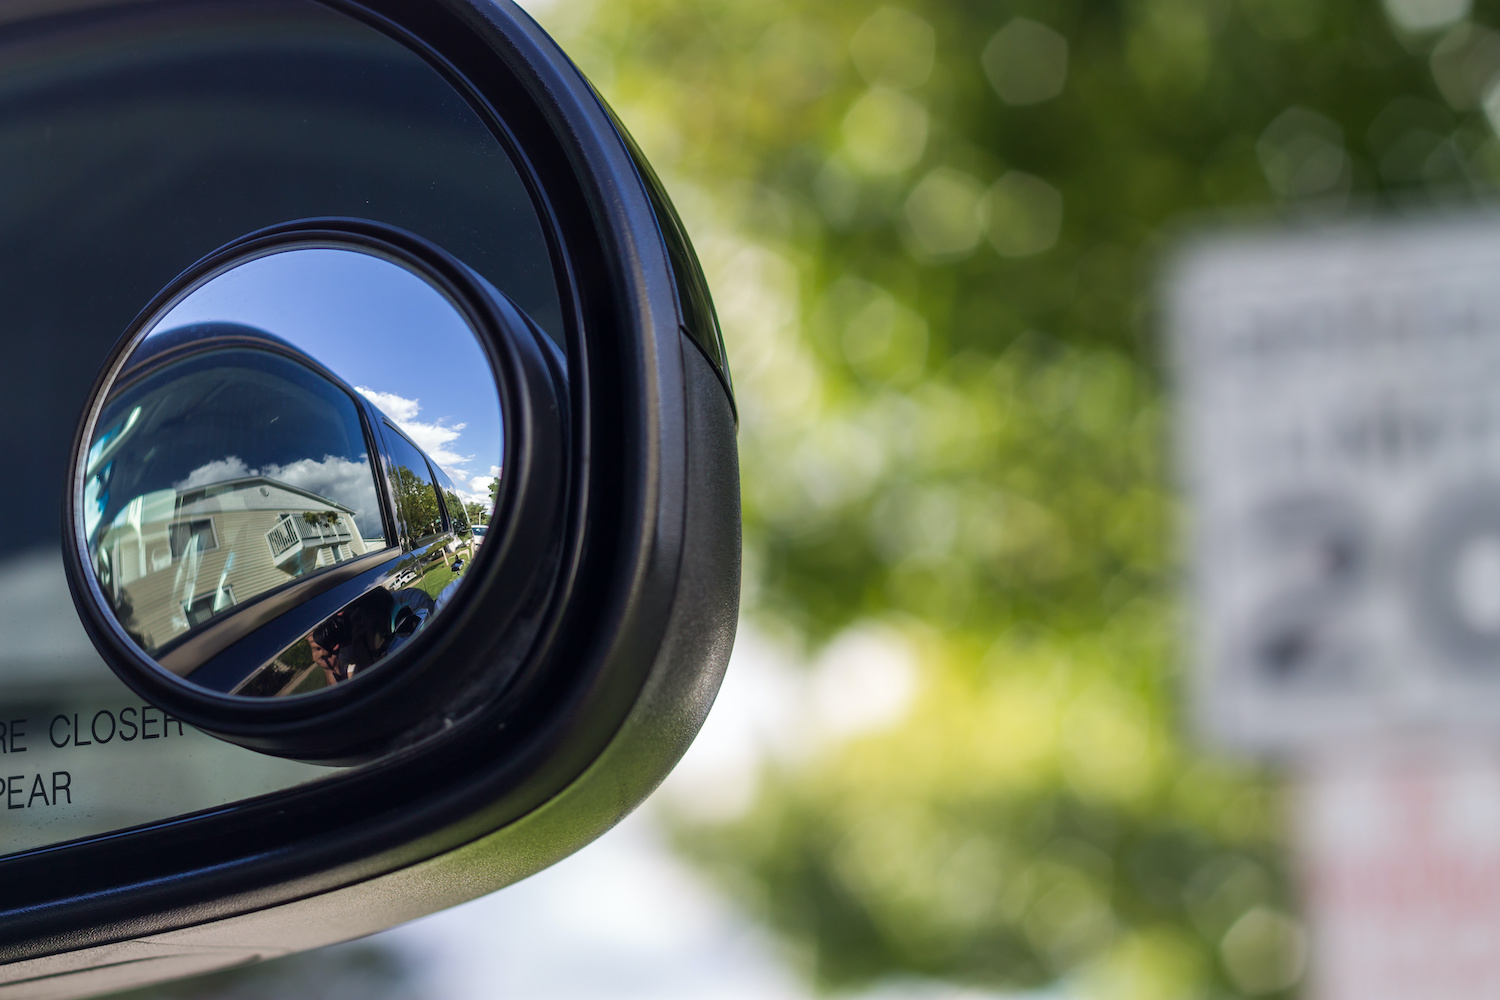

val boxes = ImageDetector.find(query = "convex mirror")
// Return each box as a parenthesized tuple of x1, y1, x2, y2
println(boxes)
(82, 241, 501, 699)
(66, 221, 568, 763)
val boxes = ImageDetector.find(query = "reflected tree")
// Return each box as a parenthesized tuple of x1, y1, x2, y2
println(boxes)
(443, 490, 471, 535)
(390, 465, 442, 542)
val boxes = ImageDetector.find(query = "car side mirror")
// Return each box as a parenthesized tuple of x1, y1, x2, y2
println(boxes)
(0, 1, 739, 994)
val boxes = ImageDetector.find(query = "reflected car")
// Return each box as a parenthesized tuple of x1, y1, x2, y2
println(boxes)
(82, 321, 487, 697)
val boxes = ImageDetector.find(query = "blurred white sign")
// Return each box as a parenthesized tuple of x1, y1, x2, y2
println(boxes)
(1298, 747, 1500, 1000)
(1172, 216, 1500, 749)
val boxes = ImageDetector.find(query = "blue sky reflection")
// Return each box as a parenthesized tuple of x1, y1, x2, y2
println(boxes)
(150, 247, 503, 506)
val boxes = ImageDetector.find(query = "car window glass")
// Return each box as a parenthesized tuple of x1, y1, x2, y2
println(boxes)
(85, 348, 386, 656)
(426, 463, 452, 534)
(445, 488, 471, 534)
(382, 427, 445, 545)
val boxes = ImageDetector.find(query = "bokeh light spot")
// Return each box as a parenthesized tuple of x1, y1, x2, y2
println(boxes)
(902, 167, 987, 260)
(983, 18, 1069, 106)
(842, 87, 930, 174)
(1219, 907, 1308, 995)
(985, 172, 1063, 257)
(1384, 0, 1471, 35)
(1256, 107, 1350, 198)
(850, 6, 936, 90)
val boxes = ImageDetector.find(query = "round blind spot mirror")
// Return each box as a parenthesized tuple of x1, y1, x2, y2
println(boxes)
(72, 226, 524, 713)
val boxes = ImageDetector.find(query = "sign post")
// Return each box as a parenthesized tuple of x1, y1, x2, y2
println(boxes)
(1171, 216, 1500, 995)
(1298, 749, 1500, 1000)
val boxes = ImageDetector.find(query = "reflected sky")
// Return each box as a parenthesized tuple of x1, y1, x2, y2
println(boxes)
(152, 248, 503, 505)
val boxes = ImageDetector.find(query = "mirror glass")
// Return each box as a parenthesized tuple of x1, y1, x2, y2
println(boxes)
(77, 246, 502, 697)
(0, 0, 550, 860)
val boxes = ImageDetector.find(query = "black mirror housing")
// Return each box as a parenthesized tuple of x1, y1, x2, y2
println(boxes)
(0, 0, 739, 993)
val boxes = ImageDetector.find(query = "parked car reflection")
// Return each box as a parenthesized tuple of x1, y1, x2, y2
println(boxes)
(80, 322, 495, 696)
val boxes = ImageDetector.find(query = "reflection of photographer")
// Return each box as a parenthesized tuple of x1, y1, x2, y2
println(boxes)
(309, 586, 437, 683)
(310, 615, 350, 686)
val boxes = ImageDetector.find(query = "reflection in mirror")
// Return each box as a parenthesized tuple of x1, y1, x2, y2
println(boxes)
(88, 345, 386, 653)
(240, 584, 430, 695)
(78, 246, 502, 698)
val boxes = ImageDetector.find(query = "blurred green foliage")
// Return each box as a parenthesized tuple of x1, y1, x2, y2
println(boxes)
(529, 0, 1500, 995)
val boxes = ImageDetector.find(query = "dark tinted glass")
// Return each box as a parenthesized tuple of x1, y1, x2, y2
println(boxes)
(445, 490, 472, 534)
(85, 348, 385, 653)
(383, 428, 445, 545)
(0, 0, 559, 559)
(0, 0, 557, 857)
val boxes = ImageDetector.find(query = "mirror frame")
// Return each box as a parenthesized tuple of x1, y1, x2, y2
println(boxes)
(0, 0, 739, 987)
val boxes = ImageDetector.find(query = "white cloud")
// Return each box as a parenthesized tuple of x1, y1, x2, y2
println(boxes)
(174, 456, 252, 490)
(356, 386, 474, 480)
(172, 384, 493, 529)
(468, 465, 503, 494)
(173, 454, 384, 538)
(459, 466, 504, 509)
(353, 387, 420, 424)
(264, 456, 382, 536)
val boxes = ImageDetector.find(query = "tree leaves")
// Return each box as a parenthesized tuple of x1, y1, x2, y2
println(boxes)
(534, 0, 1500, 993)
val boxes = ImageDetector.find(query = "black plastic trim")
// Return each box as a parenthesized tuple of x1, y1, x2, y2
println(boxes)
(593, 97, 736, 417)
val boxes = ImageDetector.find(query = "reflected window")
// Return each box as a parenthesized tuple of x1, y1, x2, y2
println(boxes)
(84, 345, 387, 653)
(444, 490, 471, 535)
(383, 426, 445, 544)
(168, 519, 218, 559)
(183, 586, 234, 628)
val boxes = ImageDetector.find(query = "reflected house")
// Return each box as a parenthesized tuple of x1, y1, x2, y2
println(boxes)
(97, 475, 376, 651)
